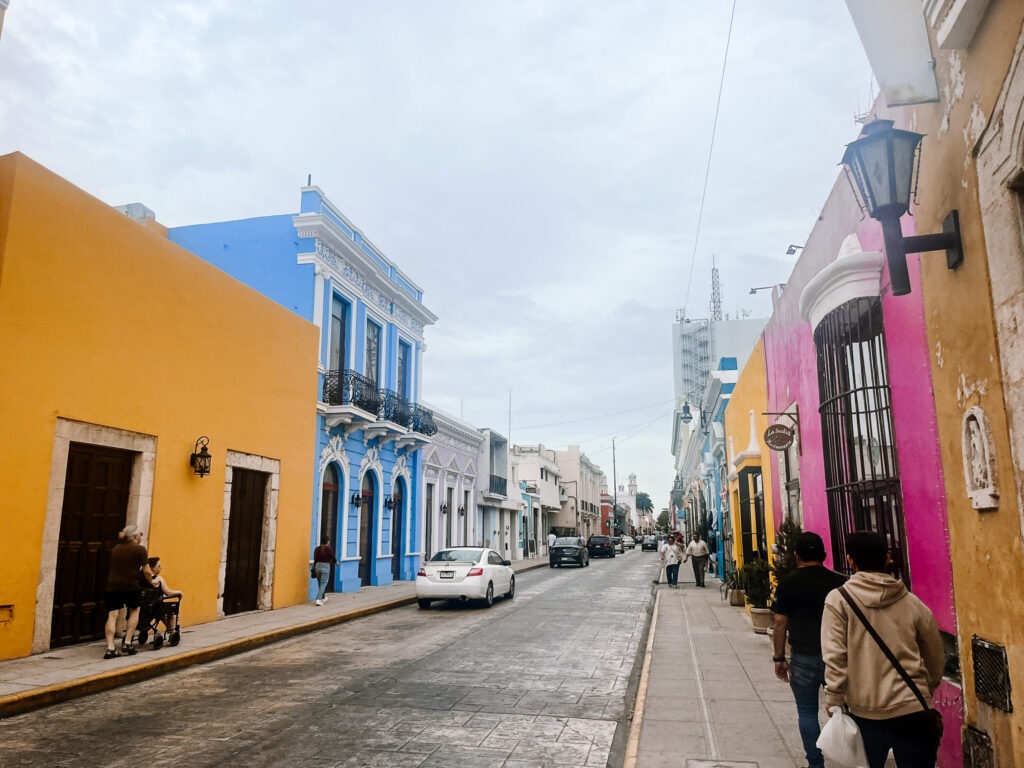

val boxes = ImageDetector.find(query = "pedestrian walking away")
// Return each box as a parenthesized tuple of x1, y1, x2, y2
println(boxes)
(771, 532, 847, 768)
(661, 534, 684, 587)
(103, 525, 153, 659)
(311, 536, 339, 606)
(684, 532, 710, 587)
(821, 531, 946, 768)
(547, 529, 556, 554)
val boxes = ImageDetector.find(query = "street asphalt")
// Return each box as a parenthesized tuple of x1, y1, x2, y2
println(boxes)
(0, 548, 659, 768)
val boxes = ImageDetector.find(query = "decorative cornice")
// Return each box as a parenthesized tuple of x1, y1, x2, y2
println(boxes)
(799, 234, 884, 331)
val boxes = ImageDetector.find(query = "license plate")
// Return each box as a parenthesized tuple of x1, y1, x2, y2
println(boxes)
(440, 571, 454, 579)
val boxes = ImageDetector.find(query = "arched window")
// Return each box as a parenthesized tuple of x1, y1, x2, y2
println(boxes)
(320, 464, 339, 547)
(815, 296, 909, 584)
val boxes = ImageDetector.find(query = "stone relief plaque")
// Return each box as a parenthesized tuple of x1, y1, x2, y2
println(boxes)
(962, 405, 998, 510)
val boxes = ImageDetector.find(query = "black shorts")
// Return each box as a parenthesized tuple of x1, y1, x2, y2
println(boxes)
(105, 590, 141, 611)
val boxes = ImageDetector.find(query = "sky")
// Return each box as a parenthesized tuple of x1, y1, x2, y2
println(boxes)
(0, 1, 872, 508)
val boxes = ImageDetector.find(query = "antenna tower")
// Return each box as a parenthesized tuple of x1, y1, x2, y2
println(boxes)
(709, 256, 723, 321)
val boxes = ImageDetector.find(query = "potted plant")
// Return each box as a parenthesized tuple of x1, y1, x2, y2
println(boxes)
(725, 563, 746, 606)
(743, 557, 773, 634)
(770, 518, 802, 597)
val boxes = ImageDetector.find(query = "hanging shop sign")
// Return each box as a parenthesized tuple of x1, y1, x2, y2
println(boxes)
(764, 423, 795, 451)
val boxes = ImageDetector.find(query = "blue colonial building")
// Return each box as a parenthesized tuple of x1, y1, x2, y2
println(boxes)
(169, 185, 437, 593)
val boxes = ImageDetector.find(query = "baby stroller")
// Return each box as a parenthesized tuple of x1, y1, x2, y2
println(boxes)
(135, 588, 181, 650)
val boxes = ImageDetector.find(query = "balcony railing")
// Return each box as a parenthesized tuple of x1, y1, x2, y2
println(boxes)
(322, 369, 381, 414)
(411, 404, 437, 436)
(489, 475, 507, 496)
(378, 388, 412, 426)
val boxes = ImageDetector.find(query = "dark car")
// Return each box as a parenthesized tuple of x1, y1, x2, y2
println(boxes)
(641, 535, 659, 551)
(587, 535, 615, 558)
(549, 537, 589, 568)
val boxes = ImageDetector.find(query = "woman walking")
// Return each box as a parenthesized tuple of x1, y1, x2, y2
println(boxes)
(663, 534, 684, 588)
(312, 537, 338, 606)
(103, 525, 153, 659)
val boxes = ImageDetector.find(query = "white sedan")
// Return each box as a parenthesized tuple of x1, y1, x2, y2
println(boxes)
(416, 547, 515, 609)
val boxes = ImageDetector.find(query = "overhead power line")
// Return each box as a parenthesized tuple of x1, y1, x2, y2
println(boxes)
(516, 400, 673, 430)
(682, 0, 738, 314)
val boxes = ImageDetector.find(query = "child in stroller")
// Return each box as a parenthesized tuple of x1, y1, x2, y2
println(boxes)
(136, 556, 183, 650)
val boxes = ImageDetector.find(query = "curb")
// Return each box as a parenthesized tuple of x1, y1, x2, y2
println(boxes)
(623, 588, 661, 768)
(0, 560, 549, 719)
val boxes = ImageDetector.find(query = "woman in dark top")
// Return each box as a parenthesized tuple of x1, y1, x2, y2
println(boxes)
(103, 525, 153, 659)
(312, 536, 338, 606)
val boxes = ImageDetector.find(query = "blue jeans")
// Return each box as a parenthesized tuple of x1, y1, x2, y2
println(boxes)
(789, 653, 826, 768)
(666, 563, 680, 586)
(314, 562, 330, 601)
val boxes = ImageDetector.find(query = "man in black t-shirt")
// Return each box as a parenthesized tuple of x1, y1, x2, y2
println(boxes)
(771, 532, 847, 768)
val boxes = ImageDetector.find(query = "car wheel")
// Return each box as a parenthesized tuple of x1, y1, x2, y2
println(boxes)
(549, 561, 556, 568)
(507, 577, 515, 599)
(417, 599, 431, 610)
(484, 582, 494, 608)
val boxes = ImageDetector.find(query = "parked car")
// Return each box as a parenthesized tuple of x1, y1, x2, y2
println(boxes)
(611, 536, 625, 553)
(587, 535, 615, 558)
(416, 547, 515, 609)
(641, 535, 659, 551)
(622, 535, 636, 549)
(549, 537, 589, 568)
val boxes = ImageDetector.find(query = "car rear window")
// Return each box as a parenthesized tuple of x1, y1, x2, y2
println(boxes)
(553, 538, 579, 546)
(589, 536, 610, 543)
(429, 549, 483, 563)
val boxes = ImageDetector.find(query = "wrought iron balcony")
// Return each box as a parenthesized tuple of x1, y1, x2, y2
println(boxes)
(378, 388, 413, 427)
(489, 474, 507, 496)
(322, 369, 381, 414)
(411, 404, 437, 436)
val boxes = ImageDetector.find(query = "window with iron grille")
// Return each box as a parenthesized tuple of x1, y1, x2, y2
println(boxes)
(737, 466, 764, 563)
(814, 296, 910, 584)
(972, 636, 1012, 713)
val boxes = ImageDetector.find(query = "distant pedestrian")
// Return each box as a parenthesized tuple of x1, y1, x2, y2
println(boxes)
(821, 531, 945, 768)
(548, 529, 557, 553)
(103, 525, 153, 659)
(684, 532, 710, 587)
(662, 535, 683, 588)
(312, 536, 339, 606)
(653, 533, 672, 584)
(771, 532, 847, 768)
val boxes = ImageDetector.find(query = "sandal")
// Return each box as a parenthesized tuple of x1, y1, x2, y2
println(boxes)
(103, 649, 119, 660)
(120, 643, 137, 656)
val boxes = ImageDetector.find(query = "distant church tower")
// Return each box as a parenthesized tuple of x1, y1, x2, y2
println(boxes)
(628, 473, 637, 496)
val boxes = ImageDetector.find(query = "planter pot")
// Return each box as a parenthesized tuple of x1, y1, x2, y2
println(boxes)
(750, 606, 773, 634)
(729, 588, 746, 606)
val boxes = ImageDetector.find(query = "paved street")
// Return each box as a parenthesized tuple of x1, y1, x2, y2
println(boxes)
(1, 551, 655, 768)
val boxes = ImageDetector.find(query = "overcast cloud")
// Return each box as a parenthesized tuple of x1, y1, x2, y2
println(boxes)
(0, 1, 872, 506)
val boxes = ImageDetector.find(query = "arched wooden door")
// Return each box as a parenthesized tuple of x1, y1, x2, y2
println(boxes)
(320, 464, 340, 593)
(359, 472, 376, 587)
(391, 477, 405, 581)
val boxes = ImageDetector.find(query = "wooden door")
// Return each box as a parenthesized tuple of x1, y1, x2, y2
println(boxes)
(51, 444, 134, 647)
(391, 480, 404, 581)
(320, 465, 339, 593)
(224, 469, 266, 615)
(359, 474, 375, 587)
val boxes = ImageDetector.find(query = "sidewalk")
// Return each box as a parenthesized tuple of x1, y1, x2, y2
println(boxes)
(0, 556, 549, 718)
(628, 564, 810, 768)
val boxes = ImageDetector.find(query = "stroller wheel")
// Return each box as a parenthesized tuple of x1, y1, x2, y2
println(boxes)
(137, 630, 148, 646)
(169, 630, 180, 647)
(153, 634, 164, 650)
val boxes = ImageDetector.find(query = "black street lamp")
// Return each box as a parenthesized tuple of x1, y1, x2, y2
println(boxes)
(189, 436, 212, 478)
(841, 118, 963, 296)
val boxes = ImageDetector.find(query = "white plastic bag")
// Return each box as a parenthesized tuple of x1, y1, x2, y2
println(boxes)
(816, 706, 869, 768)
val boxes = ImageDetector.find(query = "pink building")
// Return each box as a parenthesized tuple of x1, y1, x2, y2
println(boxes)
(762, 175, 961, 763)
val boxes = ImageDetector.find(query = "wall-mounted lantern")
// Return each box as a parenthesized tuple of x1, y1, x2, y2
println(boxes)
(384, 496, 394, 510)
(190, 436, 212, 478)
(841, 118, 963, 296)
(458, 505, 466, 516)
(351, 492, 362, 508)
(440, 503, 449, 515)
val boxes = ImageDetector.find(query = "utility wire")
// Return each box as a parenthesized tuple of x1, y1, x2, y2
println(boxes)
(586, 407, 676, 456)
(516, 400, 672, 430)
(682, 0, 737, 314)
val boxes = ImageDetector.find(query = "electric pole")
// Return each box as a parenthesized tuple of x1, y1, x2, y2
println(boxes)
(612, 437, 617, 536)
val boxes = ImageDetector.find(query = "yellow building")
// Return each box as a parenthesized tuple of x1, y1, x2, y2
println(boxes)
(723, 339, 775, 570)
(844, 4, 1024, 761)
(0, 153, 319, 660)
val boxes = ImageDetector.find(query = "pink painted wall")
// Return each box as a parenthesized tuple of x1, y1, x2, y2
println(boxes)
(763, 175, 960, 764)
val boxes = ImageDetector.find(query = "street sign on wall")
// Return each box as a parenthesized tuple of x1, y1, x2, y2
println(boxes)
(764, 423, 795, 451)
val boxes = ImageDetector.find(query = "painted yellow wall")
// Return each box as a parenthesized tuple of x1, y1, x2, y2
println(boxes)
(0, 153, 319, 660)
(888, 6, 1024, 756)
(723, 339, 776, 569)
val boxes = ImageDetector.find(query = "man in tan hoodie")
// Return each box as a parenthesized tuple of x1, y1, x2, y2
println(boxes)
(821, 531, 945, 768)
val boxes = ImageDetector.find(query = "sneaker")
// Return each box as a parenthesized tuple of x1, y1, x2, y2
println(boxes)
(315, 599, 324, 606)
(103, 648, 119, 660)
(120, 643, 137, 656)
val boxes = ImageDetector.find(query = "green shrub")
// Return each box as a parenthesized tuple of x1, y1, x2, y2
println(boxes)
(742, 557, 772, 608)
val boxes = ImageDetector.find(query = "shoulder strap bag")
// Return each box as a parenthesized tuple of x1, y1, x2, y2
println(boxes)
(838, 586, 943, 747)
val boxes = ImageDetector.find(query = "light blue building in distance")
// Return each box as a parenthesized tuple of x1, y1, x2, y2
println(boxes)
(169, 185, 438, 593)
